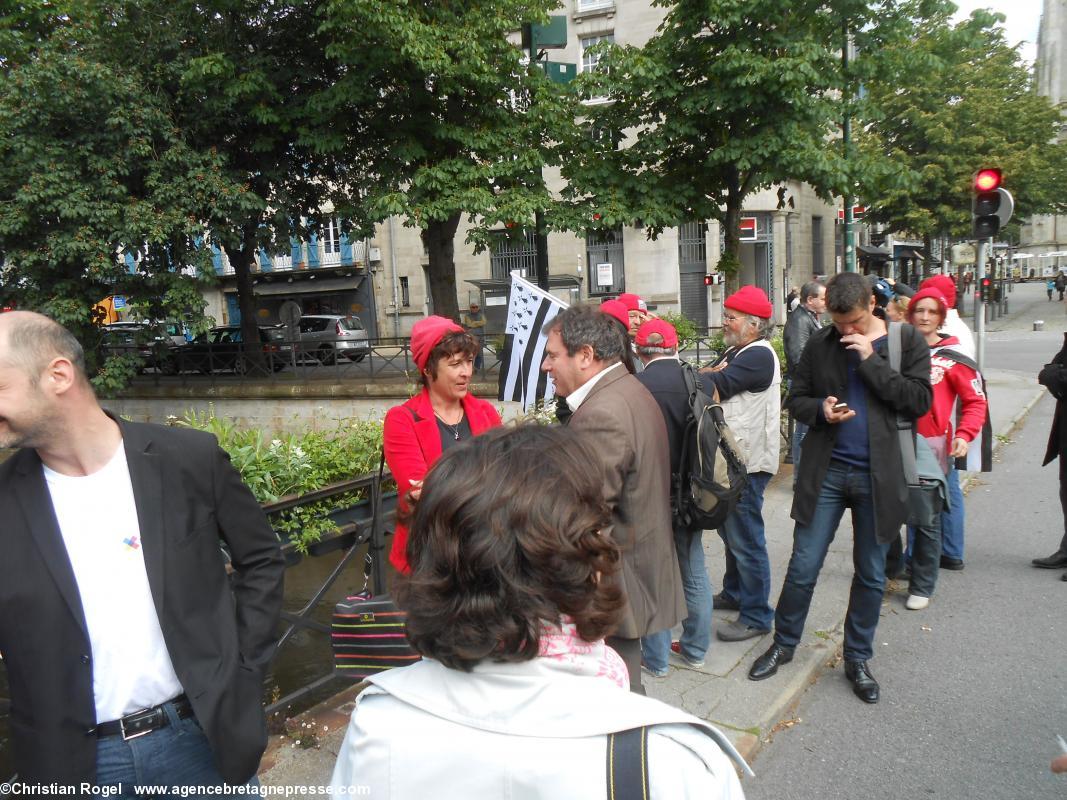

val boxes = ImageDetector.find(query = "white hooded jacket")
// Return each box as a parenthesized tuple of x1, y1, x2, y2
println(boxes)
(330, 652, 750, 800)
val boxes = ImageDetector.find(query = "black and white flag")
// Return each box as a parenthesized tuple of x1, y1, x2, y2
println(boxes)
(497, 274, 568, 411)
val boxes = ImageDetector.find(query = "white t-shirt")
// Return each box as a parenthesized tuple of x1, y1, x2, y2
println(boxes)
(43, 442, 184, 722)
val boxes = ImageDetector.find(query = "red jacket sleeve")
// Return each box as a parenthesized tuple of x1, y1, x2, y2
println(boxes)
(383, 402, 427, 573)
(946, 363, 987, 442)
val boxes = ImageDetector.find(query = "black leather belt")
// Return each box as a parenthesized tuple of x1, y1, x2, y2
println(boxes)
(94, 694, 194, 740)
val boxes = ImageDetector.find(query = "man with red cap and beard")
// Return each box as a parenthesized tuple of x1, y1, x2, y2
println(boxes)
(700, 286, 781, 643)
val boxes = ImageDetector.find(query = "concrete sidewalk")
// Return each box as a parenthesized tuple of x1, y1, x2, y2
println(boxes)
(257, 294, 1053, 795)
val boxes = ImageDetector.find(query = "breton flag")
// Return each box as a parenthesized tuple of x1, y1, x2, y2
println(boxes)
(498, 274, 568, 411)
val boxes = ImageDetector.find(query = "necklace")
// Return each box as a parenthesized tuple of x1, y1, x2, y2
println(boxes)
(434, 409, 464, 440)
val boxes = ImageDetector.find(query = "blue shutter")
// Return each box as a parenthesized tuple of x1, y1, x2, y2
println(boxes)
(290, 237, 302, 265)
(307, 234, 321, 268)
(339, 229, 353, 265)
(124, 251, 137, 274)
(226, 294, 241, 325)
(258, 248, 273, 272)
(210, 244, 224, 275)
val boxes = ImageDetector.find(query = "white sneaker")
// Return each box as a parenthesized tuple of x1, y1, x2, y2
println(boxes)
(905, 594, 930, 610)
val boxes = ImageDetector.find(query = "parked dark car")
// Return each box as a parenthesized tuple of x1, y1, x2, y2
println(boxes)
(175, 325, 292, 374)
(100, 323, 178, 374)
(297, 314, 370, 364)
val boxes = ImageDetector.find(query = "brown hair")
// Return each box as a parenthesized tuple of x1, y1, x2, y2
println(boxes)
(396, 424, 624, 671)
(421, 330, 479, 386)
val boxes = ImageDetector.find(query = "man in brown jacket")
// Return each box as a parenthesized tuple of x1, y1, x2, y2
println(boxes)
(542, 305, 685, 693)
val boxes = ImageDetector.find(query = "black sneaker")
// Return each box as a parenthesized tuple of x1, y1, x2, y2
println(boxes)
(712, 592, 740, 611)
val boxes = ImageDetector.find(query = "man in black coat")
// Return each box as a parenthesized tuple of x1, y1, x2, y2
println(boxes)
(1033, 332, 1067, 577)
(748, 273, 931, 704)
(783, 281, 825, 466)
(0, 312, 284, 789)
(633, 319, 717, 675)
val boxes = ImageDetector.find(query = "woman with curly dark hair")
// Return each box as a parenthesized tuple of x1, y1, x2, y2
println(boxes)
(330, 425, 749, 799)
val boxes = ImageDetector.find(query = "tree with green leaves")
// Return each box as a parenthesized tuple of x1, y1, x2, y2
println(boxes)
(321, 0, 574, 322)
(0, 4, 225, 390)
(858, 7, 1067, 257)
(0, 0, 377, 386)
(559, 0, 911, 283)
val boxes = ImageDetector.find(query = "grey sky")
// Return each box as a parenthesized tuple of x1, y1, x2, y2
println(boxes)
(951, 0, 1043, 63)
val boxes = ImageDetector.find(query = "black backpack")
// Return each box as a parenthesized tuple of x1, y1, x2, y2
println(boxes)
(673, 362, 749, 530)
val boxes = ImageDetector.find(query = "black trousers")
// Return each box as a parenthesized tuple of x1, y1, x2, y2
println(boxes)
(1057, 456, 1067, 556)
(606, 635, 646, 695)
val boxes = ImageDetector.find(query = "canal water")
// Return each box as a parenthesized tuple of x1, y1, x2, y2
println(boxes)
(0, 544, 372, 780)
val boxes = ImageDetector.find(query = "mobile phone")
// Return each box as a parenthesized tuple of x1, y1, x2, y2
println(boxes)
(832, 401, 850, 412)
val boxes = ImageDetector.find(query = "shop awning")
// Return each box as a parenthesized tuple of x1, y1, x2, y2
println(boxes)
(857, 244, 891, 259)
(251, 276, 364, 296)
(894, 247, 925, 261)
(466, 275, 583, 291)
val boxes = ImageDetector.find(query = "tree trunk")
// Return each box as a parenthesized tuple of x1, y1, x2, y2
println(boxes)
(422, 212, 462, 322)
(722, 177, 744, 294)
(233, 224, 266, 374)
(923, 233, 933, 281)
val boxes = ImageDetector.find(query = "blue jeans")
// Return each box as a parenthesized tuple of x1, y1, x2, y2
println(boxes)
(717, 471, 774, 630)
(940, 465, 965, 560)
(96, 700, 259, 797)
(773, 461, 889, 662)
(641, 525, 715, 671)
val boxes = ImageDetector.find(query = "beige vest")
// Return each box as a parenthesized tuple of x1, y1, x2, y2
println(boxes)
(719, 338, 781, 475)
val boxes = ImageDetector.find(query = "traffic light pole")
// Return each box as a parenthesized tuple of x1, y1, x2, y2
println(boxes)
(975, 239, 987, 373)
(841, 23, 856, 273)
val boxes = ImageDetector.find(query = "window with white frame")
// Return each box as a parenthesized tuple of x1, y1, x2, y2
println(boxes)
(580, 33, 615, 74)
(577, 0, 614, 11)
(324, 217, 342, 254)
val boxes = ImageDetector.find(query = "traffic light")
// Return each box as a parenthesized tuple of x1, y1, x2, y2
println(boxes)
(971, 169, 1014, 237)
(979, 276, 993, 303)
(704, 274, 713, 286)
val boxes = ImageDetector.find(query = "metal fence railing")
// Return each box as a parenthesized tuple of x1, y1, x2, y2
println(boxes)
(119, 333, 726, 389)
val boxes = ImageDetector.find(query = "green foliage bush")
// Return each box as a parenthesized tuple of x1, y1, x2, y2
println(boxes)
(172, 411, 385, 554)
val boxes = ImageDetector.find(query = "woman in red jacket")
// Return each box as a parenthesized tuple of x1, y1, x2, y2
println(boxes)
(384, 315, 502, 572)
(905, 288, 987, 610)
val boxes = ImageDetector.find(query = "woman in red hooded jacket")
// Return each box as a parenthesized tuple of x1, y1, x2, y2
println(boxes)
(904, 288, 987, 610)
(384, 315, 502, 573)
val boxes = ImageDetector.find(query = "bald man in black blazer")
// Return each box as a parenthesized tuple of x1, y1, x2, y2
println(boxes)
(0, 312, 284, 789)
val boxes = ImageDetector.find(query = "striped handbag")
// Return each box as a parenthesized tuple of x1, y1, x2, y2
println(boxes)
(331, 589, 420, 679)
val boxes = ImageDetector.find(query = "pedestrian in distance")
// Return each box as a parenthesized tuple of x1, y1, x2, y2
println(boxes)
(1033, 332, 1067, 579)
(460, 301, 487, 371)
(1048, 278, 1055, 301)
(330, 425, 750, 799)
(541, 305, 685, 692)
(903, 288, 988, 610)
(783, 281, 826, 470)
(700, 286, 781, 643)
(384, 316, 502, 574)
(0, 311, 286, 790)
(633, 319, 717, 674)
(748, 272, 931, 704)
(1057, 272, 1066, 302)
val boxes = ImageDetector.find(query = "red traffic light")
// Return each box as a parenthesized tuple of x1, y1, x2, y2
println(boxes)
(703, 275, 713, 286)
(974, 169, 1001, 192)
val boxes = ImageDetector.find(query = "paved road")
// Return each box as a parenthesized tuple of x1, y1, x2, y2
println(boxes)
(745, 291, 1067, 800)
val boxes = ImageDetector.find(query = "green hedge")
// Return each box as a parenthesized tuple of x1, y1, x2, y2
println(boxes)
(172, 411, 384, 553)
